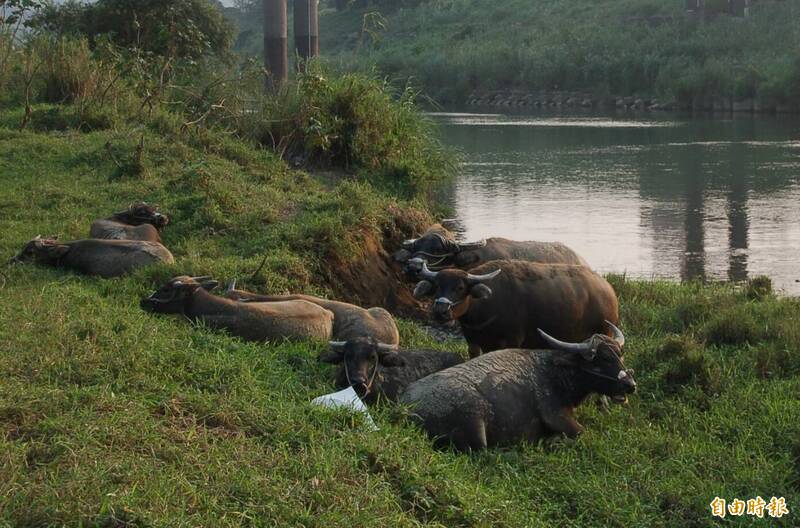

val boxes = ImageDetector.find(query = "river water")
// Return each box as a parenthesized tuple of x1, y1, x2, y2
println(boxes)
(433, 111, 800, 295)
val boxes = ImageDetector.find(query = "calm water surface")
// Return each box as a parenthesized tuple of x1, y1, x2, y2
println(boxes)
(433, 111, 800, 295)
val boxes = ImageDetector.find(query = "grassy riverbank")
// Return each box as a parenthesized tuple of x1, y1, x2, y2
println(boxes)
(285, 0, 800, 107)
(0, 36, 799, 528)
(2, 108, 800, 527)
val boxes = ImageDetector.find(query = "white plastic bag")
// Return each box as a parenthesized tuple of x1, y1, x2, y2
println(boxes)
(311, 386, 379, 431)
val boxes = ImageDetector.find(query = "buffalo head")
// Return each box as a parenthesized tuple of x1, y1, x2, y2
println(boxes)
(319, 337, 404, 398)
(113, 202, 169, 229)
(140, 275, 220, 313)
(411, 260, 501, 323)
(538, 322, 636, 404)
(9, 236, 69, 265)
(394, 225, 486, 278)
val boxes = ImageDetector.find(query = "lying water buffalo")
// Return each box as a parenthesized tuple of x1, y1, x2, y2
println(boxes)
(224, 281, 399, 345)
(141, 276, 334, 343)
(400, 324, 636, 451)
(395, 224, 587, 277)
(319, 337, 464, 403)
(90, 202, 169, 242)
(10, 236, 174, 278)
(413, 259, 619, 358)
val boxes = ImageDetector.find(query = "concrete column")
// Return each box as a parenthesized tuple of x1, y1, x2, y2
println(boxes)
(294, 0, 319, 70)
(264, 0, 288, 89)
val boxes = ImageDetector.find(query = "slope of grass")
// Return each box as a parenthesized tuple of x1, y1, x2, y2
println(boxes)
(0, 111, 799, 526)
(222, 0, 800, 107)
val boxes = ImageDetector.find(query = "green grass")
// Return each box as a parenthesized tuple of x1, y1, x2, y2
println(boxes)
(1, 116, 799, 526)
(230, 0, 800, 107)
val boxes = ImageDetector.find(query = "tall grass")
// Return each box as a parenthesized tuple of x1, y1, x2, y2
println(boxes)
(0, 35, 453, 196)
(305, 0, 800, 105)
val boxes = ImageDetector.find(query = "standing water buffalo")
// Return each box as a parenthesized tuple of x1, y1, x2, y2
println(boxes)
(319, 337, 464, 403)
(224, 280, 399, 345)
(400, 324, 636, 451)
(10, 236, 174, 278)
(412, 259, 619, 358)
(90, 202, 169, 242)
(395, 224, 588, 277)
(141, 276, 334, 343)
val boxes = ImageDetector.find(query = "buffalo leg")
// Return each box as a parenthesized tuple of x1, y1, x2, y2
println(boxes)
(541, 409, 583, 439)
(447, 421, 488, 452)
(468, 343, 482, 358)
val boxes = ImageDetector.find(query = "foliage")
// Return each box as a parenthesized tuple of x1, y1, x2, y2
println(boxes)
(284, 0, 800, 105)
(0, 31, 452, 195)
(29, 0, 234, 60)
(240, 66, 452, 194)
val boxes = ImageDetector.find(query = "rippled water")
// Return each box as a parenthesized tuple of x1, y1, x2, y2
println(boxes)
(434, 111, 800, 295)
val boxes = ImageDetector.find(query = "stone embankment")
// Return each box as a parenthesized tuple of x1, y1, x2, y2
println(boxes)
(466, 91, 799, 114)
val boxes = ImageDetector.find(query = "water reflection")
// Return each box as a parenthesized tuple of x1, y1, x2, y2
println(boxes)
(435, 111, 800, 294)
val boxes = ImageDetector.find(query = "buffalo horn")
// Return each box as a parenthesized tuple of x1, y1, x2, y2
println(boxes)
(537, 328, 593, 354)
(457, 239, 487, 250)
(401, 238, 418, 249)
(329, 341, 347, 349)
(377, 343, 399, 351)
(466, 268, 502, 282)
(419, 260, 439, 281)
(605, 320, 625, 348)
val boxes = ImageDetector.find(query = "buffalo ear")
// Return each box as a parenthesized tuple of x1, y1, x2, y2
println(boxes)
(393, 249, 412, 263)
(318, 349, 344, 364)
(470, 283, 493, 299)
(413, 280, 435, 299)
(44, 244, 70, 259)
(455, 251, 480, 268)
(579, 347, 597, 362)
(378, 351, 406, 367)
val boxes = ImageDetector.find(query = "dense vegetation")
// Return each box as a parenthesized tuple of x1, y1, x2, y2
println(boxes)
(30, 0, 234, 60)
(229, 0, 800, 107)
(1, 2, 799, 526)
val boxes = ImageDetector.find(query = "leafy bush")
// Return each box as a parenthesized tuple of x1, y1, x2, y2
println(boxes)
(237, 66, 453, 194)
(30, 0, 233, 60)
(703, 306, 762, 346)
(658, 335, 718, 396)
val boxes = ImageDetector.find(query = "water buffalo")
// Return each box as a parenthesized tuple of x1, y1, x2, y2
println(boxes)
(90, 202, 169, 242)
(319, 337, 464, 403)
(141, 276, 334, 343)
(10, 236, 174, 278)
(224, 280, 399, 345)
(394, 224, 588, 278)
(400, 324, 636, 451)
(412, 259, 619, 358)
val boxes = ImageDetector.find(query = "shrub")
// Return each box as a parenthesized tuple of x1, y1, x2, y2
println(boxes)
(240, 67, 453, 195)
(755, 343, 799, 379)
(30, 0, 234, 61)
(33, 36, 100, 104)
(657, 335, 718, 396)
(702, 307, 762, 346)
(745, 276, 773, 300)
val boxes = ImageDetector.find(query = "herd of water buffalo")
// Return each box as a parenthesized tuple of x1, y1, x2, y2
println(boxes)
(10, 203, 636, 451)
